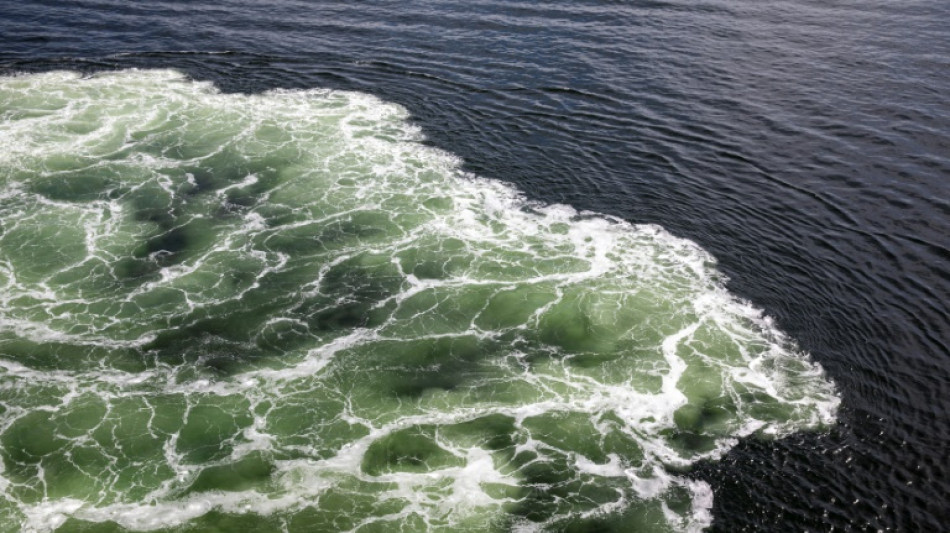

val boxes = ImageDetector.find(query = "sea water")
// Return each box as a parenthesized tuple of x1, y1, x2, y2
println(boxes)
(0, 70, 838, 532)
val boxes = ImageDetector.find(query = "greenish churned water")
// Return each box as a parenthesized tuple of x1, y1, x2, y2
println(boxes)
(0, 70, 838, 532)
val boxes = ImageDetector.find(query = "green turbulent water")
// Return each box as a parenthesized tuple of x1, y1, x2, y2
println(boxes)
(0, 70, 838, 532)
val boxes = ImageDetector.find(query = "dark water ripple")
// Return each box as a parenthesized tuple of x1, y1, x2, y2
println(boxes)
(2, 0, 950, 530)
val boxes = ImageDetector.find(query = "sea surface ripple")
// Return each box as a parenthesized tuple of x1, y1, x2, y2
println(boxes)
(0, 0, 948, 531)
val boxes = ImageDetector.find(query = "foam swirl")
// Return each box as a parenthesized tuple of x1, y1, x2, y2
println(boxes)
(0, 70, 838, 532)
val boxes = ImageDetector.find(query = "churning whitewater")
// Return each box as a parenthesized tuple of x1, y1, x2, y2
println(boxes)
(0, 70, 838, 532)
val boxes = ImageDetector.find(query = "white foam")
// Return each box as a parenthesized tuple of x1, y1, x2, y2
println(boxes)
(0, 69, 839, 532)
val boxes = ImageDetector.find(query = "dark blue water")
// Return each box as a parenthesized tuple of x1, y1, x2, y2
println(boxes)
(1, 0, 948, 530)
